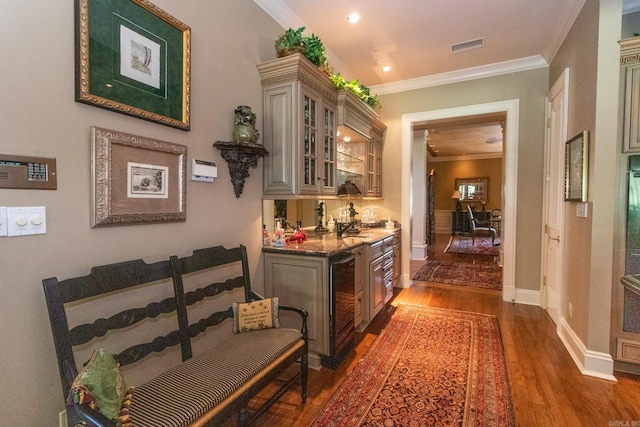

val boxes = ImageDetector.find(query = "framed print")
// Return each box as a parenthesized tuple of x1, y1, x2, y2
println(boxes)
(455, 176, 489, 203)
(76, 0, 191, 130)
(564, 131, 589, 202)
(91, 126, 187, 227)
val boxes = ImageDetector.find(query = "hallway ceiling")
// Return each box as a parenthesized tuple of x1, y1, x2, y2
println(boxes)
(255, 0, 634, 157)
(258, 0, 588, 87)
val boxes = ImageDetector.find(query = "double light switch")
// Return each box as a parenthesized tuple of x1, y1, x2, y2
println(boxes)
(4, 206, 47, 236)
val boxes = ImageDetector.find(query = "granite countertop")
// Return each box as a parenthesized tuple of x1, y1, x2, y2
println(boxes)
(262, 226, 400, 257)
(621, 274, 640, 296)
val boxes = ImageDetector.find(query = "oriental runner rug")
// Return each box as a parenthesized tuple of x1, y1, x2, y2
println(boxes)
(412, 260, 502, 290)
(310, 304, 515, 427)
(445, 236, 500, 256)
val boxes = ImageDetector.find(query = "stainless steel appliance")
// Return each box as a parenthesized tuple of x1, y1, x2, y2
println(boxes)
(623, 156, 640, 334)
(321, 251, 356, 369)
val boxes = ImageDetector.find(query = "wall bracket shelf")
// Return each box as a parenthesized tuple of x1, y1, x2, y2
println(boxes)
(214, 141, 268, 198)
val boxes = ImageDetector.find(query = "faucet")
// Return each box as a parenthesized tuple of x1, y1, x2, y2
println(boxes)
(278, 218, 297, 231)
(337, 220, 357, 237)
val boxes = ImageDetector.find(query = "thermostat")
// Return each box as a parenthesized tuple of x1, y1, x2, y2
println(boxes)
(191, 159, 217, 182)
(0, 154, 57, 190)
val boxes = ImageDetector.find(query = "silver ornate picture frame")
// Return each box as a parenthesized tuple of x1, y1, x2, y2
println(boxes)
(91, 126, 187, 227)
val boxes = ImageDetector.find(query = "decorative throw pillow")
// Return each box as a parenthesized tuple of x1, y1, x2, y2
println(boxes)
(67, 348, 126, 421)
(232, 297, 280, 334)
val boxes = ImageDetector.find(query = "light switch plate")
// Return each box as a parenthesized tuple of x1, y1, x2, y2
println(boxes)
(576, 202, 588, 218)
(0, 207, 7, 237)
(7, 206, 47, 236)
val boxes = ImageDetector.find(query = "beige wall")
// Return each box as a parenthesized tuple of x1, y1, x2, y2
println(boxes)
(431, 158, 503, 212)
(0, 1, 281, 425)
(378, 68, 549, 292)
(549, 0, 622, 354)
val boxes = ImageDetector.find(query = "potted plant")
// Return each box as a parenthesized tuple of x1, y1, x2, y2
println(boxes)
(275, 27, 306, 57)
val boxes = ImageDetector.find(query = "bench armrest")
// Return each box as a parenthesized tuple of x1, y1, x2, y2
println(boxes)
(249, 290, 308, 337)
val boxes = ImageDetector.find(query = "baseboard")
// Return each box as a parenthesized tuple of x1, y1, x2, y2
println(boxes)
(513, 288, 539, 306)
(412, 243, 428, 260)
(558, 317, 617, 381)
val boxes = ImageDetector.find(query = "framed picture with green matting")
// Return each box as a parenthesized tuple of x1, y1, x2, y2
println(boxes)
(75, 0, 191, 130)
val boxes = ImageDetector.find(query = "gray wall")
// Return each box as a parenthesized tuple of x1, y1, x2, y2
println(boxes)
(0, 1, 281, 424)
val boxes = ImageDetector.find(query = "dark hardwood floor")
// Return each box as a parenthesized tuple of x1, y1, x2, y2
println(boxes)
(239, 233, 640, 426)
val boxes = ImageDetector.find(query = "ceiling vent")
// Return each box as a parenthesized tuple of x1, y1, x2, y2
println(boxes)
(450, 37, 485, 54)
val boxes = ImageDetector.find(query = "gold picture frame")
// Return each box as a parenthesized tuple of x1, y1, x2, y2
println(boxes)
(564, 131, 589, 202)
(91, 126, 187, 227)
(76, 0, 191, 130)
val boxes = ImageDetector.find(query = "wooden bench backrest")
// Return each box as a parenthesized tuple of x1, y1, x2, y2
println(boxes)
(43, 245, 251, 399)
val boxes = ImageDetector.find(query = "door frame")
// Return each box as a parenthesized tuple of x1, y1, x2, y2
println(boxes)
(401, 99, 519, 302)
(541, 68, 569, 325)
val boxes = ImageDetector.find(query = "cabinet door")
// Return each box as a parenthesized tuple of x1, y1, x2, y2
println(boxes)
(370, 256, 385, 318)
(322, 104, 337, 192)
(299, 88, 320, 194)
(262, 84, 295, 195)
(264, 253, 329, 356)
(625, 65, 640, 152)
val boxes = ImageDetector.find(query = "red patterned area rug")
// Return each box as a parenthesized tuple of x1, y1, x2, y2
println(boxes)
(445, 236, 500, 256)
(412, 260, 502, 290)
(310, 304, 515, 427)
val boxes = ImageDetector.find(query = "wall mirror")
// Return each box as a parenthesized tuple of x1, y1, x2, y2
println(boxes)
(455, 176, 489, 203)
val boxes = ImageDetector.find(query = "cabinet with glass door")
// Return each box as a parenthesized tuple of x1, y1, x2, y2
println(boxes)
(258, 54, 338, 196)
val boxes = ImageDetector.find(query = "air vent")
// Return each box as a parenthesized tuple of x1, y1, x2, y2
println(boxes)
(450, 38, 485, 54)
(0, 172, 8, 180)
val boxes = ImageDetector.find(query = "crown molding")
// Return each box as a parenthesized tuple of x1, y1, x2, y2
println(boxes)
(427, 153, 502, 163)
(370, 55, 548, 96)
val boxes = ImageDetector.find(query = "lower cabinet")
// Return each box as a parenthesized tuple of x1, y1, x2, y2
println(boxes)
(264, 252, 329, 369)
(358, 234, 396, 331)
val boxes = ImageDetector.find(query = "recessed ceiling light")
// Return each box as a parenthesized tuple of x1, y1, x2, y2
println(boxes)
(347, 13, 360, 23)
(381, 66, 391, 72)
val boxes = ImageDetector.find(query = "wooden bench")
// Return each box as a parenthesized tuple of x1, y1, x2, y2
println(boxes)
(43, 245, 308, 427)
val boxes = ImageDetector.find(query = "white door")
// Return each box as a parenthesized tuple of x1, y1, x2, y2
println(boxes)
(542, 69, 569, 325)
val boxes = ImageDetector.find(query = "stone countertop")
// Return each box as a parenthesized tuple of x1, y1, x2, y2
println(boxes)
(621, 274, 640, 296)
(262, 227, 400, 257)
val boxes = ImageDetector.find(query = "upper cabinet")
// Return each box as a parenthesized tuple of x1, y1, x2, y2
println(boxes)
(258, 54, 338, 196)
(258, 54, 386, 197)
(336, 90, 385, 198)
(621, 38, 640, 153)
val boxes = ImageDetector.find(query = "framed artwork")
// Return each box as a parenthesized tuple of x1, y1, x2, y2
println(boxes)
(564, 131, 589, 202)
(76, 0, 191, 130)
(91, 126, 187, 227)
(455, 176, 489, 203)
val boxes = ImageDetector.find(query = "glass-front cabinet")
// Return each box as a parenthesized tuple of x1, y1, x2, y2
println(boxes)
(258, 54, 338, 196)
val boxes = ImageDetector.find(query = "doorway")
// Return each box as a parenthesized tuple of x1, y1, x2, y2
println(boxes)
(401, 100, 519, 302)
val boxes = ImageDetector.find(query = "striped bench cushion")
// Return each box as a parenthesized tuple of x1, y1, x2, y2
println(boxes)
(119, 328, 303, 427)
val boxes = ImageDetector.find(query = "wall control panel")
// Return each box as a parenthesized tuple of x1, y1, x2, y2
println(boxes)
(0, 154, 57, 190)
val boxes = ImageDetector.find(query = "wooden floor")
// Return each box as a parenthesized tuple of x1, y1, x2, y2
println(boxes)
(240, 234, 640, 426)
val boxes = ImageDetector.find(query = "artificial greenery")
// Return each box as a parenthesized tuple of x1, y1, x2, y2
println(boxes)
(274, 28, 380, 109)
(275, 27, 326, 67)
(329, 73, 381, 109)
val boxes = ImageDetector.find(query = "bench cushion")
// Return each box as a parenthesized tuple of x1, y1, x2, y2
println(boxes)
(119, 328, 303, 427)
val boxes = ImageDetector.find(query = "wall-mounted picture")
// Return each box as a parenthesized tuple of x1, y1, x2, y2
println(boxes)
(455, 176, 489, 203)
(91, 127, 187, 227)
(75, 0, 191, 130)
(564, 130, 589, 202)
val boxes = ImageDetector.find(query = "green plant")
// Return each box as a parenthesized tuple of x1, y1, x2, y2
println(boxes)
(303, 33, 327, 67)
(275, 27, 306, 57)
(275, 29, 380, 109)
(330, 73, 381, 109)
